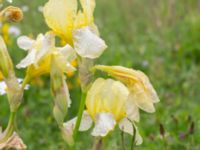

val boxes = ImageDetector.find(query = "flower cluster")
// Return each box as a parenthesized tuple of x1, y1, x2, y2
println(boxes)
(0, 0, 160, 149)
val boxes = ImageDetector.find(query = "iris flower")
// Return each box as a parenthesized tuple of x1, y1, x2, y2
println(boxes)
(43, 0, 107, 59)
(64, 78, 143, 145)
(94, 65, 160, 122)
(17, 33, 76, 78)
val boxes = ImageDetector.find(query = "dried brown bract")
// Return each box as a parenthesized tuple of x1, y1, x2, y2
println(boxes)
(0, 6, 23, 22)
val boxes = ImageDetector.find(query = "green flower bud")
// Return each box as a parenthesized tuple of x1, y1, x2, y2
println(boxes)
(50, 55, 70, 125)
(0, 36, 14, 78)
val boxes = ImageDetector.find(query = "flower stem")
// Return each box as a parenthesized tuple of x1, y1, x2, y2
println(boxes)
(21, 75, 30, 91)
(73, 92, 87, 141)
(121, 131, 126, 150)
(0, 111, 16, 143)
(131, 124, 136, 150)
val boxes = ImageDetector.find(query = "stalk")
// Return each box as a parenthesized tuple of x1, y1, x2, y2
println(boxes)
(73, 92, 87, 140)
(0, 112, 16, 143)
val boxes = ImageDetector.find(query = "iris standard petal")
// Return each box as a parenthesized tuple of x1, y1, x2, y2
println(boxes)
(80, 0, 95, 24)
(43, 0, 77, 42)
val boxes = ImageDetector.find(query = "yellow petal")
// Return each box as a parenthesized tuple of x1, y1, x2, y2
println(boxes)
(74, 11, 87, 29)
(80, 0, 95, 24)
(26, 55, 51, 79)
(86, 78, 105, 119)
(86, 78, 129, 121)
(43, 0, 77, 43)
(94, 65, 160, 113)
(0, 71, 4, 80)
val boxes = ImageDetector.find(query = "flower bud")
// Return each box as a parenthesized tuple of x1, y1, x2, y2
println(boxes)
(50, 56, 70, 125)
(0, 36, 14, 78)
(0, 36, 23, 112)
(0, 6, 23, 22)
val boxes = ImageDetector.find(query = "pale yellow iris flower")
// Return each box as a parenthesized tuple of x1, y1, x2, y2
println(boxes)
(94, 65, 160, 122)
(43, 0, 107, 59)
(17, 33, 77, 78)
(63, 78, 143, 145)
(43, 0, 95, 43)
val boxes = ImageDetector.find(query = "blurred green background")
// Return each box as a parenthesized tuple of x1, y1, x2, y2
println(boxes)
(0, 0, 200, 149)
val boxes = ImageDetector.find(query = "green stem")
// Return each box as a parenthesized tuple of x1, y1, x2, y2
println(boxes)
(121, 131, 126, 150)
(131, 124, 136, 150)
(21, 75, 30, 91)
(73, 92, 87, 140)
(72, 92, 87, 147)
(0, 111, 16, 143)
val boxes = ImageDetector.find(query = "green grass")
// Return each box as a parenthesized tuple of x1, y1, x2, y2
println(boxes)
(0, 0, 200, 149)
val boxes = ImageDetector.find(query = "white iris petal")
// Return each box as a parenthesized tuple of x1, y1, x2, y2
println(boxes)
(16, 49, 36, 69)
(0, 81, 7, 95)
(63, 111, 93, 132)
(17, 36, 34, 50)
(0, 79, 29, 95)
(119, 118, 143, 145)
(92, 112, 116, 137)
(73, 26, 107, 59)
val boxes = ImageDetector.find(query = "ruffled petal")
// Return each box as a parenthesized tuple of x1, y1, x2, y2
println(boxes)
(119, 118, 143, 145)
(92, 112, 116, 137)
(17, 36, 34, 50)
(73, 26, 107, 59)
